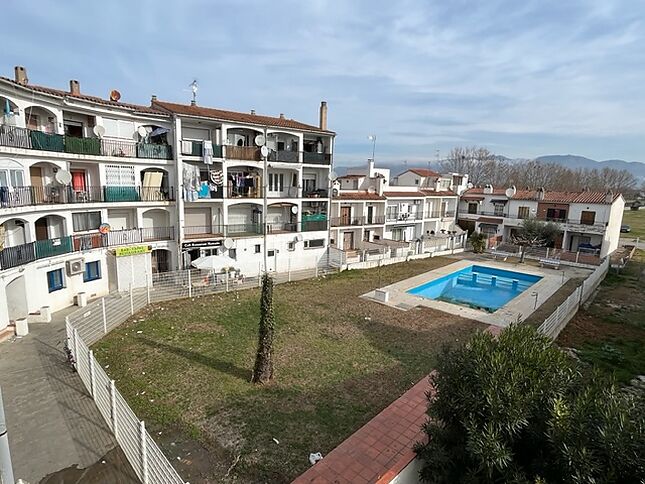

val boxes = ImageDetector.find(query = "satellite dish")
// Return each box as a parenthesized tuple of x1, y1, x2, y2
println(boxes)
(367, 186, 376, 194)
(55, 170, 72, 185)
(260, 145, 269, 158)
(93, 125, 106, 137)
(295, 234, 304, 242)
(332, 187, 339, 197)
(137, 126, 148, 138)
(223, 238, 234, 249)
(291, 205, 299, 214)
(467, 182, 474, 189)
(505, 186, 517, 198)
(99, 223, 111, 234)
(110, 90, 121, 102)
(254, 134, 266, 146)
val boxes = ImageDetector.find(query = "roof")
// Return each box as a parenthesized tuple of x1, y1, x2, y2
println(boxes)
(152, 100, 334, 134)
(337, 174, 365, 179)
(292, 375, 431, 484)
(0, 76, 166, 115)
(462, 196, 484, 201)
(334, 192, 386, 200)
(462, 187, 621, 204)
(405, 168, 440, 178)
(384, 190, 456, 198)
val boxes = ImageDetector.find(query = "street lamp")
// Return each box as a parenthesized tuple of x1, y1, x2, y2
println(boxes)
(368, 135, 376, 161)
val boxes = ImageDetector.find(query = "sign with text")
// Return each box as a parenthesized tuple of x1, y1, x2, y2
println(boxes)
(115, 245, 152, 257)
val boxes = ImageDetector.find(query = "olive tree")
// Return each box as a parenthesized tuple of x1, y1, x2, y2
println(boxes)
(511, 218, 560, 262)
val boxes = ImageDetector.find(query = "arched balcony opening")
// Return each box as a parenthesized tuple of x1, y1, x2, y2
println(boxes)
(227, 203, 263, 236)
(266, 131, 300, 163)
(24, 106, 58, 133)
(1, 218, 30, 247)
(225, 127, 262, 161)
(141, 168, 171, 201)
(266, 202, 297, 233)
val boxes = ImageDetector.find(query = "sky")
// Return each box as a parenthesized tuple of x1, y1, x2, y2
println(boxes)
(3, 0, 645, 166)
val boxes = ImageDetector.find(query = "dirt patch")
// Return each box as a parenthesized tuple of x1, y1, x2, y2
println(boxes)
(39, 447, 138, 484)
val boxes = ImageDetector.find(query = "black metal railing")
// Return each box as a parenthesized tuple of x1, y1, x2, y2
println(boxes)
(0, 226, 175, 270)
(0, 125, 172, 159)
(268, 150, 299, 163)
(303, 189, 328, 198)
(331, 215, 384, 227)
(303, 152, 332, 164)
(300, 220, 328, 231)
(0, 185, 175, 208)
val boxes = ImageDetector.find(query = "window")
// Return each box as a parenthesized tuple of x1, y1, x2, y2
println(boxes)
(0, 169, 24, 187)
(364, 230, 371, 241)
(254, 244, 261, 254)
(304, 239, 325, 249)
(105, 164, 136, 186)
(518, 206, 530, 219)
(493, 203, 505, 216)
(47, 269, 65, 292)
(392, 228, 404, 241)
(228, 249, 237, 260)
(268, 249, 275, 257)
(414, 179, 419, 185)
(73, 211, 101, 232)
(303, 176, 316, 193)
(546, 208, 567, 221)
(268, 173, 284, 192)
(468, 203, 478, 214)
(102, 118, 135, 139)
(287, 241, 295, 251)
(580, 211, 596, 225)
(83, 261, 101, 282)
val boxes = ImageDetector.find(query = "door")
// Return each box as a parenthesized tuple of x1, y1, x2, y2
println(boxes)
(580, 211, 596, 225)
(71, 171, 86, 191)
(343, 231, 354, 250)
(151, 249, 170, 273)
(35, 218, 48, 241)
(340, 207, 351, 225)
(367, 206, 374, 224)
(30, 166, 44, 203)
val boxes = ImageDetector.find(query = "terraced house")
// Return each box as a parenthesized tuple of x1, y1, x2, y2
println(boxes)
(458, 185, 625, 259)
(0, 65, 334, 337)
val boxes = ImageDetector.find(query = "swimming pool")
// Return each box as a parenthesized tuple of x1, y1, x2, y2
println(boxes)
(407, 265, 542, 312)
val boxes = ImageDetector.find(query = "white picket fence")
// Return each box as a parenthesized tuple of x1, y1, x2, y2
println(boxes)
(537, 257, 609, 339)
(65, 263, 335, 483)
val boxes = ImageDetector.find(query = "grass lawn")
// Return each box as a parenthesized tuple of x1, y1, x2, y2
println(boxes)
(558, 250, 645, 384)
(622, 209, 645, 239)
(93, 257, 484, 483)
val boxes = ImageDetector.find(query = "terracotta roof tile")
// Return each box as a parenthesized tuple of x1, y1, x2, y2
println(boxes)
(292, 376, 432, 484)
(463, 187, 621, 204)
(463, 187, 508, 196)
(383, 191, 427, 198)
(407, 168, 440, 178)
(337, 174, 365, 179)
(335, 192, 386, 200)
(152, 100, 334, 134)
(0, 76, 167, 115)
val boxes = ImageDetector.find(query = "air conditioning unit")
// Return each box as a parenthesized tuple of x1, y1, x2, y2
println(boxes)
(66, 258, 85, 276)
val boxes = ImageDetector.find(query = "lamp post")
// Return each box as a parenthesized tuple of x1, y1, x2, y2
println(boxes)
(368, 135, 376, 161)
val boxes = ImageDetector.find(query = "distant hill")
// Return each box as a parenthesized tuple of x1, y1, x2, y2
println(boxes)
(336, 155, 645, 180)
(535, 155, 645, 179)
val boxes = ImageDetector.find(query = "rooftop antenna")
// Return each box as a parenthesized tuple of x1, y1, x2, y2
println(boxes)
(189, 79, 198, 104)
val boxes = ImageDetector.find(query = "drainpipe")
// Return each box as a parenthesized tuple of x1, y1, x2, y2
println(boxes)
(0, 386, 15, 484)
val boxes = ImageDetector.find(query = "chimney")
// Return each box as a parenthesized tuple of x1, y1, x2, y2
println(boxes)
(190, 99, 196, 106)
(279, 113, 285, 119)
(250, 109, 256, 115)
(14, 66, 28, 85)
(69, 80, 80, 95)
(151, 95, 157, 103)
(537, 187, 545, 200)
(605, 190, 614, 203)
(367, 158, 375, 177)
(483, 184, 493, 195)
(319, 101, 328, 130)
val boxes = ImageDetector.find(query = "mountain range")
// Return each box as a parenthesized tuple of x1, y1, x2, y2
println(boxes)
(336, 155, 645, 181)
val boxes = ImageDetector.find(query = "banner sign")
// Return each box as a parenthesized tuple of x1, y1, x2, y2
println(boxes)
(115, 245, 152, 257)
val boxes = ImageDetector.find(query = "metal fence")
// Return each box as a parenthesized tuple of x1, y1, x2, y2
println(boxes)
(537, 257, 609, 339)
(65, 262, 335, 483)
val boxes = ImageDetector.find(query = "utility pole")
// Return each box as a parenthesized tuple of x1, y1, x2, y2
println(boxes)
(262, 126, 268, 275)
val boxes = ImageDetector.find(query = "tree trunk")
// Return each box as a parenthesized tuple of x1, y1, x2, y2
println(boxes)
(251, 274, 275, 384)
(519, 246, 526, 263)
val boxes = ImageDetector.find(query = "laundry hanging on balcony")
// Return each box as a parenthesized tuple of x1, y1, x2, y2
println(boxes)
(209, 169, 224, 186)
(203, 140, 213, 165)
(183, 164, 201, 202)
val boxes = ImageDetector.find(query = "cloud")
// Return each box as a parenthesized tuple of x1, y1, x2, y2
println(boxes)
(4, 0, 645, 163)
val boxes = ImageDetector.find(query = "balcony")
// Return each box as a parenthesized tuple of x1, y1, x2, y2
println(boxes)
(303, 152, 332, 164)
(385, 211, 423, 222)
(0, 185, 175, 209)
(303, 189, 328, 198)
(0, 226, 175, 270)
(266, 221, 298, 233)
(227, 184, 263, 199)
(0, 126, 172, 160)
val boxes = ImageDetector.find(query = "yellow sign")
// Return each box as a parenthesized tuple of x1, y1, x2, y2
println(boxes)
(115, 245, 152, 257)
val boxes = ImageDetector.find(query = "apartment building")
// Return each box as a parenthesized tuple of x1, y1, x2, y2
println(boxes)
(151, 98, 334, 275)
(458, 185, 625, 258)
(330, 161, 468, 255)
(0, 65, 334, 336)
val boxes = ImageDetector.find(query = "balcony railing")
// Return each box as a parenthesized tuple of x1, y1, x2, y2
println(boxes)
(227, 184, 263, 198)
(0, 126, 172, 160)
(303, 152, 332, 164)
(266, 221, 298, 233)
(0, 185, 175, 209)
(303, 189, 328, 198)
(331, 215, 385, 227)
(183, 220, 327, 238)
(385, 211, 423, 222)
(300, 219, 328, 231)
(268, 150, 299, 163)
(0, 226, 175, 270)
(226, 145, 261, 161)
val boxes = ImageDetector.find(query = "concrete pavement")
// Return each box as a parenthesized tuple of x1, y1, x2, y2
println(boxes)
(0, 307, 137, 483)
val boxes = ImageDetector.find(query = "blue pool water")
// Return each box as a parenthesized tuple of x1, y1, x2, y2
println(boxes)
(407, 265, 542, 312)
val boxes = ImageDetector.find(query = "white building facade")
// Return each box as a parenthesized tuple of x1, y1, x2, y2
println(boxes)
(458, 185, 625, 258)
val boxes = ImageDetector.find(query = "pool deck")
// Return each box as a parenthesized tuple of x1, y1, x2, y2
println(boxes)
(362, 258, 575, 327)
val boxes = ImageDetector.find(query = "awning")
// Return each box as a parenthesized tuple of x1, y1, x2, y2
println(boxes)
(462, 196, 484, 201)
(478, 217, 503, 224)
(490, 199, 508, 204)
(149, 127, 170, 137)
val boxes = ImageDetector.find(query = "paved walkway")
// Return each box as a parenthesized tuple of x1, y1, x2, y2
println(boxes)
(0, 307, 137, 483)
